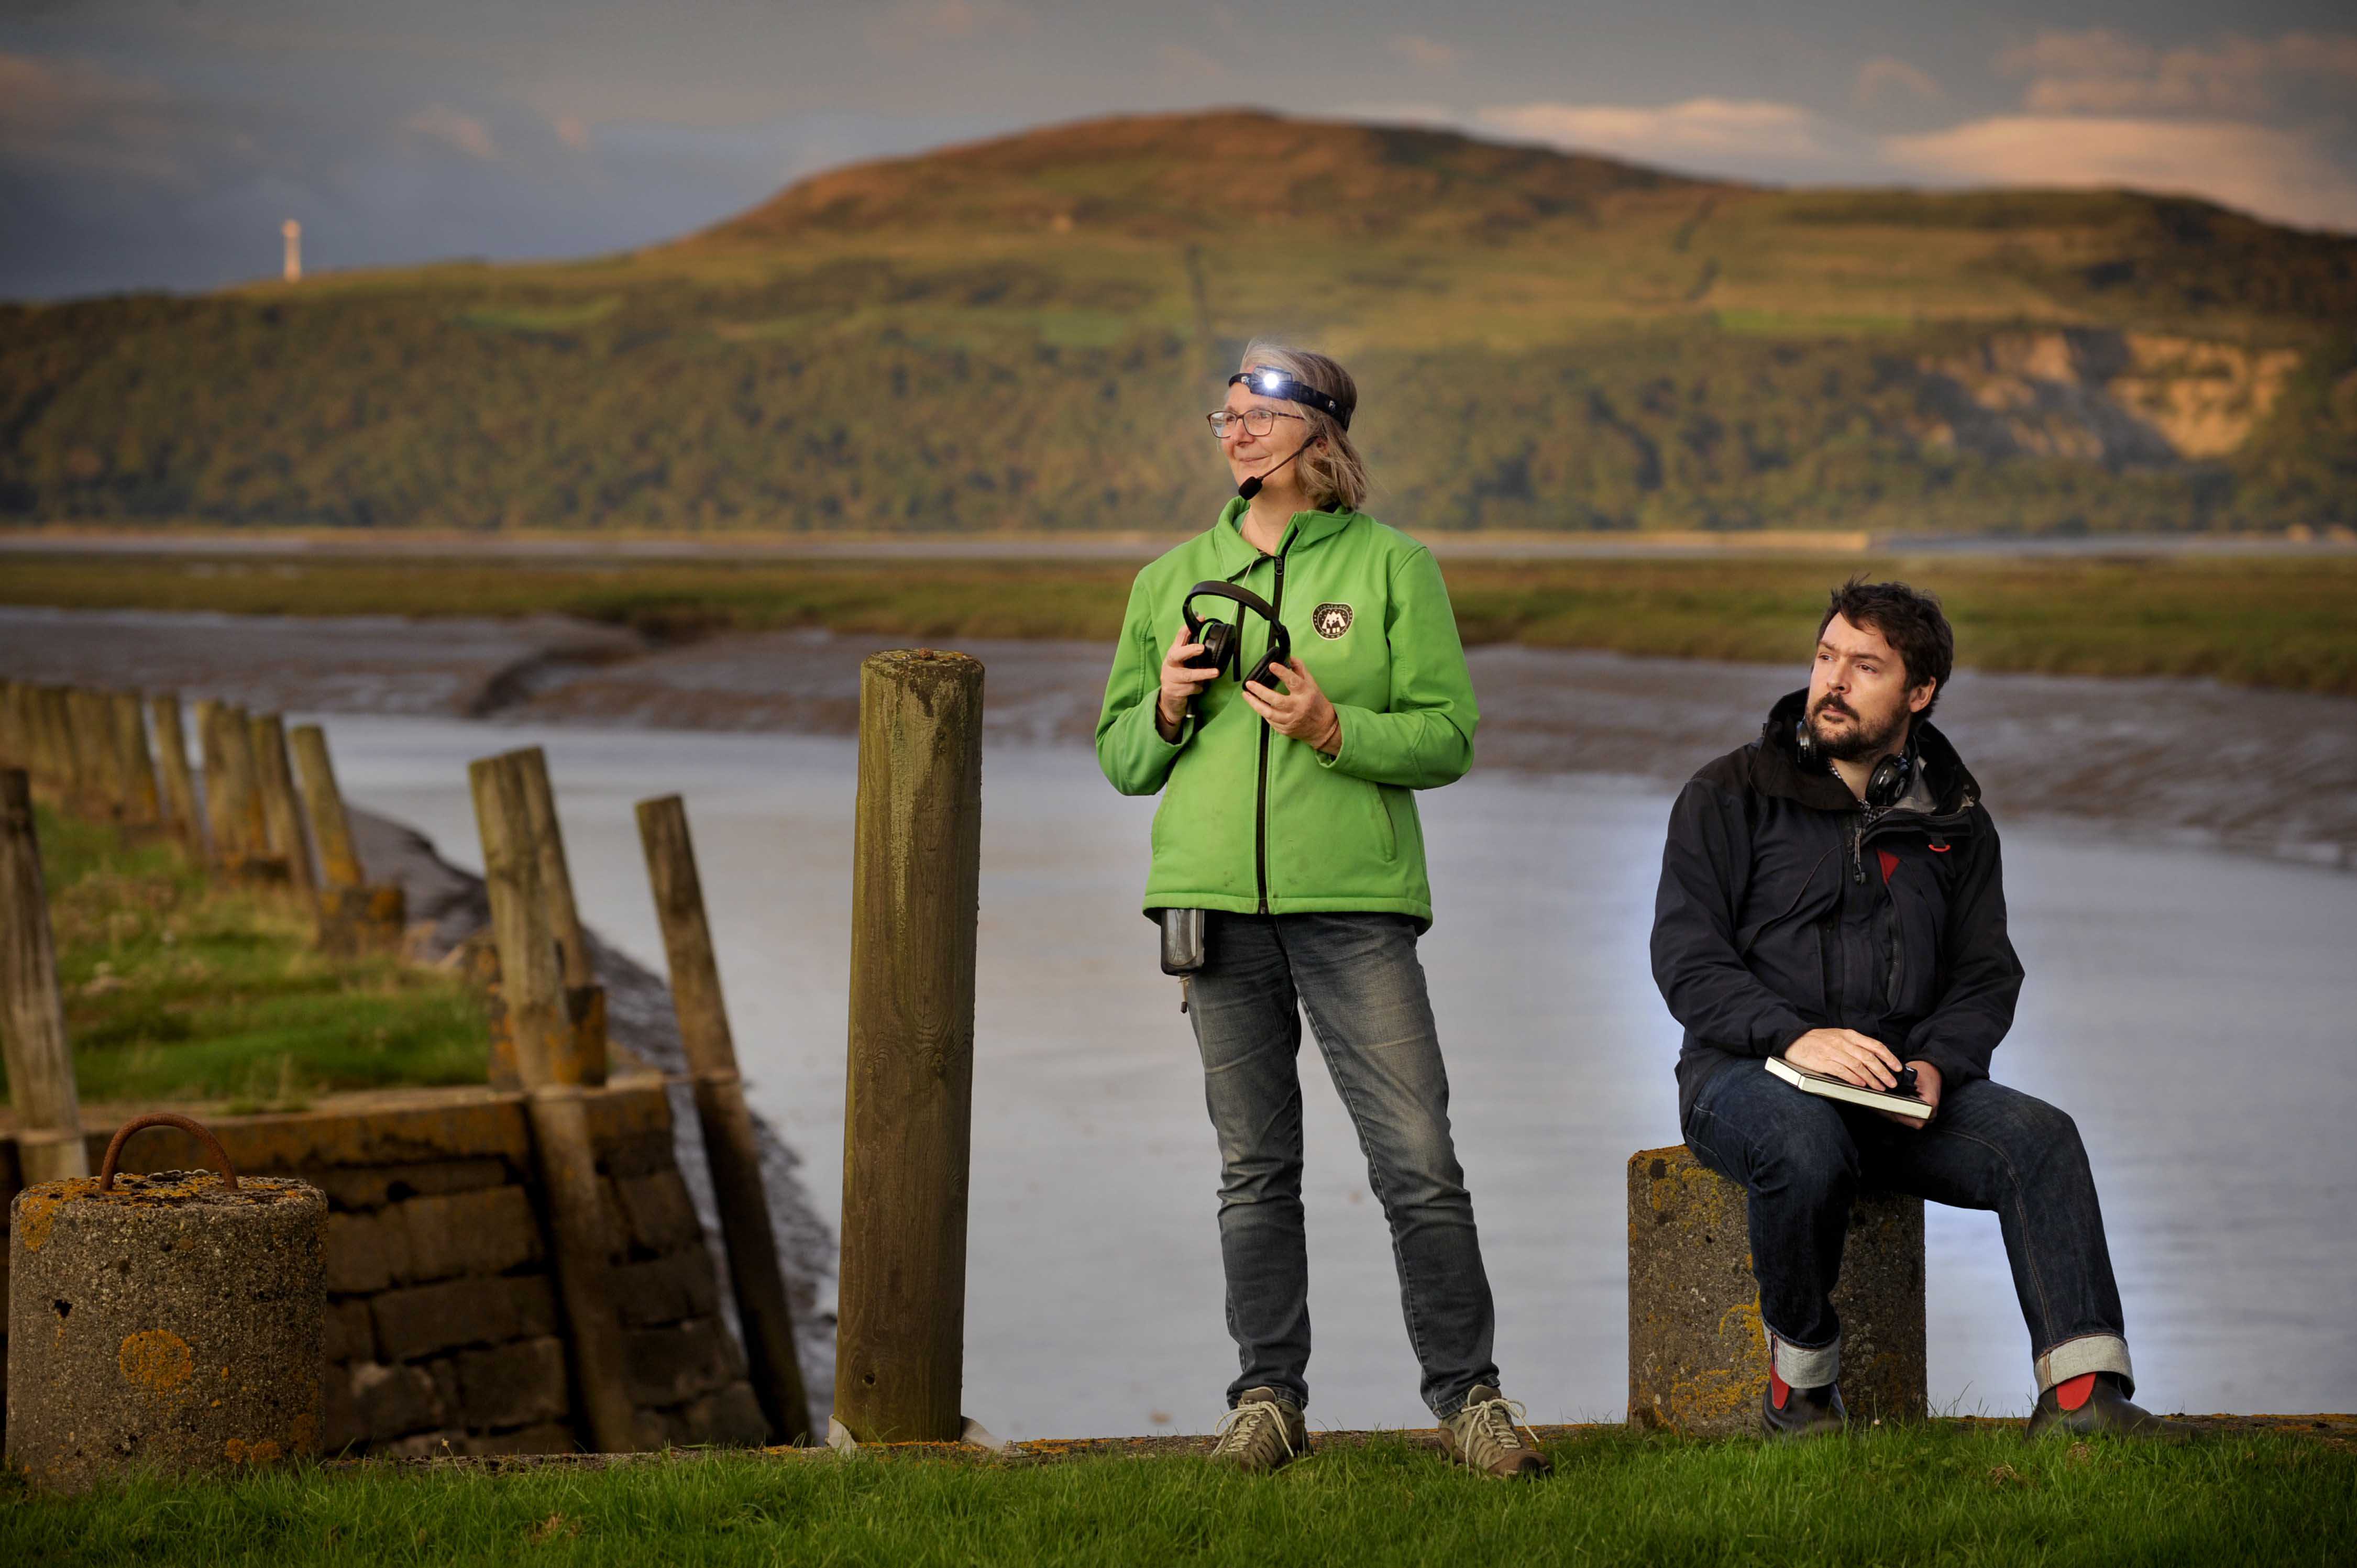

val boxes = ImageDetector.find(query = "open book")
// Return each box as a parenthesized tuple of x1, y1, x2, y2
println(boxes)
(1766, 1054, 1933, 1121)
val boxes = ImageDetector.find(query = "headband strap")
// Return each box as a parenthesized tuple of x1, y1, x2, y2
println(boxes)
(1227, 367, 1350, 429)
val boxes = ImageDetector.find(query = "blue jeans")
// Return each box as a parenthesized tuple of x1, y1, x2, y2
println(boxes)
(1683, 1062, 2134, 1394)
(1186, 911, 1500, 1417)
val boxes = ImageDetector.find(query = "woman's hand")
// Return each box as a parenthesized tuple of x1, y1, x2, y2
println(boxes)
(1157, 623, 1219, 737)
(1244, 659, 1342, 756)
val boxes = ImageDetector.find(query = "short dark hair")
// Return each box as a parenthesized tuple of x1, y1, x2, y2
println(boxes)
(1817, 579, 1954, 717)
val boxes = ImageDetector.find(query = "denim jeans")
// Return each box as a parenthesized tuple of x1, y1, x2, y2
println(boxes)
(1683, 1063, 2135, 1394)
(1186, 911, 1500, 1417)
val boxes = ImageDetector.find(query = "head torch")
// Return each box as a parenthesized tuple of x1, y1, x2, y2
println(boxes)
(1227, 367, 1350, 429)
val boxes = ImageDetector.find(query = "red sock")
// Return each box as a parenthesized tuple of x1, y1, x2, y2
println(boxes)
(1770, 1365, 1792, 1410)
(2055, 1372, 2099, 1411)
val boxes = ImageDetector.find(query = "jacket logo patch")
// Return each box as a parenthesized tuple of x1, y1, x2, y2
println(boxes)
(1311, 602, 1354, 640)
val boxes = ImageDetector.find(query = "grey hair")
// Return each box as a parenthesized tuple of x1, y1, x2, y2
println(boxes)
(1236, 340, 1369, 513)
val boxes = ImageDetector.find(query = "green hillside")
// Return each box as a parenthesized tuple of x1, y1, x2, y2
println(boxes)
(3, 110, 2353, 534)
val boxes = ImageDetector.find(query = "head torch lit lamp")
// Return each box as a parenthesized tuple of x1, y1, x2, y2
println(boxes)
(1225, 367, 1350, 501)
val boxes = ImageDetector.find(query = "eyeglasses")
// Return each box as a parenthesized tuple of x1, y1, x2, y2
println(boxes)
(1206, 407, 1306, 440)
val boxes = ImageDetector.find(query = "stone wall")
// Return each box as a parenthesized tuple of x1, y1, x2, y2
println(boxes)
(3, 1079, 770, 1457)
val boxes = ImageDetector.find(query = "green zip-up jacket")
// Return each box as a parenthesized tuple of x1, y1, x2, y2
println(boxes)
(1095, 500, 1479, 926)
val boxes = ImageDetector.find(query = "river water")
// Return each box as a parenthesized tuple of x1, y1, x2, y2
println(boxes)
(302, 713, 2357, 1440)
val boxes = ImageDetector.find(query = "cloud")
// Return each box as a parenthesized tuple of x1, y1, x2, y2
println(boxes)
(552, 114, 592, 152)
(1388, 35, 1460, 71)
(0, 50, 252, 182)
(1854, 57, 1942, 110)
(2000, 28, 2357, 117)
(1481, 97, 1834, 162)
(865, 0, 1033, 54)
(402, 103, 497, 160)
(1884, 115, 2357, 233)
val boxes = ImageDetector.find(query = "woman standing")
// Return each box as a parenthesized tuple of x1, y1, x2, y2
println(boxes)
(1095, 344, 1545, 1478)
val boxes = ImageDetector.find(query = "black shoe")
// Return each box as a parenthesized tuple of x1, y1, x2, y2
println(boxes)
(2025, 1374, 2194, 1442)
(1761, 1380, 1846, 1440)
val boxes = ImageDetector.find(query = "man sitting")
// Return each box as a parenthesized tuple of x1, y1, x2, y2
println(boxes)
(1648, 579, 2186, 1440)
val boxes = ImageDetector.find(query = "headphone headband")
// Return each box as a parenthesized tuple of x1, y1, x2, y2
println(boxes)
(1183, 581, 1280, 624)
(1227, 367, 1350, 429)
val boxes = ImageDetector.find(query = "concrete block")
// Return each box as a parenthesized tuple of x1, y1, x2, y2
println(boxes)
(455, 1335, 571, 1430)
(314, 1160, 513, 1212)
(351, 1360, 444, 1443)
(319, 1363, 364, 1455)
(372, 1275, 531, 1362)
(612, 1170, 701, 1257)
(462, 1422, 579, 1457)
(324, 1297, 378, 1364)
(659, 1383, 771, 1449)
(6, 1172, 326, 1491)
(398, 1186, 542, 1282)
(504, 1275, 560, 1340)
(624, 1319, 740, 1408)
(611, 1250, 722, 1328)
(325, 1207, 414, 1294)
(1628, 1145, 1925, 1436)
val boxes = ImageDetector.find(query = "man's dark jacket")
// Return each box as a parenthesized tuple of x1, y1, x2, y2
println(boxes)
(1651, 690, 2025, 1122)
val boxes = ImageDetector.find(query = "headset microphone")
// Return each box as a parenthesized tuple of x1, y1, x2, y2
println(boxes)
(1237, 437, 1314, 502)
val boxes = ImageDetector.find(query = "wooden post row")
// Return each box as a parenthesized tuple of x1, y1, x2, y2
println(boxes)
(469, 750, 645, 1454)
(289, 724, 364, 889)
(833, 649, 985, 1445)
(150, 694, 205, 856)
(248, 712, 317, 891)
(0, 769, 90, 1183)
(636, 793, 814, 1445)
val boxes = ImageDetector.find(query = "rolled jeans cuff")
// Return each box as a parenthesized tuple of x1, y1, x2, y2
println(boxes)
(2035, 1334, 2133, 1395)
(1771, 1330, 1841, 1390)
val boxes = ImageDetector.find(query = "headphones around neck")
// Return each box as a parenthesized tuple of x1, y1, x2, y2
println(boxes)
(1794, 717, 1916, 812)
(1183, 580, 1290, 692)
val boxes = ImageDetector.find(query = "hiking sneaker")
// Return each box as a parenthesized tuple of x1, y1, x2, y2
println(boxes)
(1761, 1379, 1847, 1440)
(1207, 1388, 1307, 1473)
(1439, 1386, 1552, 1478)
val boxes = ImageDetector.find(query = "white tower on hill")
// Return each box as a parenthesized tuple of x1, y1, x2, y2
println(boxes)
(282, 219, 302, 283)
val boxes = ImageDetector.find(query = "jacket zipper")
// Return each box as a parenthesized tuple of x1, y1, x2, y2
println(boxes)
(1254, 535, 1295, 914)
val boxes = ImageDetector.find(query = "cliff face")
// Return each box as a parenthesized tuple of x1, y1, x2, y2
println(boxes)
(1917, 330, 2306, 468)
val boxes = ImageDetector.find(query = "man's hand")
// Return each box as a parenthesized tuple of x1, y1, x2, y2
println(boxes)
(1785, 1028, 1903, 1090)
(1891, 1058, 1942, 1129)
(1243, 659, 1341, 756)
(1155, 622, 1220, 738)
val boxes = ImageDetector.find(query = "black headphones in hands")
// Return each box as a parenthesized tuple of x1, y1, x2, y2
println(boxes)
(1795, 719, 1916, 812)
(1183, 581, 1290, 691)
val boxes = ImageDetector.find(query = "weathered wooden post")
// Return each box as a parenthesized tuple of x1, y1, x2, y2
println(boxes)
(248, 712, 317, 891)
(290, 723, 406, 956)
(68, 689, 123, 820)
(0, 769, 90, 1183)
(195, 699, 244, 870)
(149, 693, 204, 855)
(509, 747, 607, 1085)
(109, 690, 162, 831)
(0, 680, 27, 768)
(469, 750, 645, 1453)
(38, 687, 78, 803)
(833, 649, 984, 1445)
(636, 793, 813, 1444)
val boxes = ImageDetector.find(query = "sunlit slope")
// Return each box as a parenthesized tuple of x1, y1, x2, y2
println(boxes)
(3, 111, 2351, 532)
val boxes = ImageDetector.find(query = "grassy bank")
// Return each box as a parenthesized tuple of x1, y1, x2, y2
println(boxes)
(0, 807, 485, 1109)
(4, 1426, 2350, 1566)
(6, 549, 2356, 694)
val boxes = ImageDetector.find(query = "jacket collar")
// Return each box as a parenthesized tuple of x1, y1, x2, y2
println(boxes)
(1756, 689, 1983, 819)
(1208, 499, 1362, 576)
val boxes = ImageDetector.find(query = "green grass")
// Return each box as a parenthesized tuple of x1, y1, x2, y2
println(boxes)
(3, 1427, 2349, 1566)
(0, 807, 487, 1108)
(6, 550, 2355, 694)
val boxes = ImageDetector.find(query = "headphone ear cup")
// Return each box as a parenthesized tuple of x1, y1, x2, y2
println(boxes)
(1194, 620, 1236, 676)
(1865, 752, 1911, 811)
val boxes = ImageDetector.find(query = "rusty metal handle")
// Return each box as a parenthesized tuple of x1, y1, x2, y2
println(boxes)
(96, 1112, 241, 1192)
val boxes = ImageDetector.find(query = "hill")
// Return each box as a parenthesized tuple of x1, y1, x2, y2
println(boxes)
(2, 109, 2352, 535)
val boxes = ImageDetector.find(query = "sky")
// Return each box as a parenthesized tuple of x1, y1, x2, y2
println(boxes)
(3, 0, 2355, 300)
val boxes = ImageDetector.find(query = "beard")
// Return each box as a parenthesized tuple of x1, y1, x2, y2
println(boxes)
(1807, 694, 1909, 762)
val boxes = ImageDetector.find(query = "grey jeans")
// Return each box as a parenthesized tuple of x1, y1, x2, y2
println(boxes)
(1185, 910, 1500, 1416)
